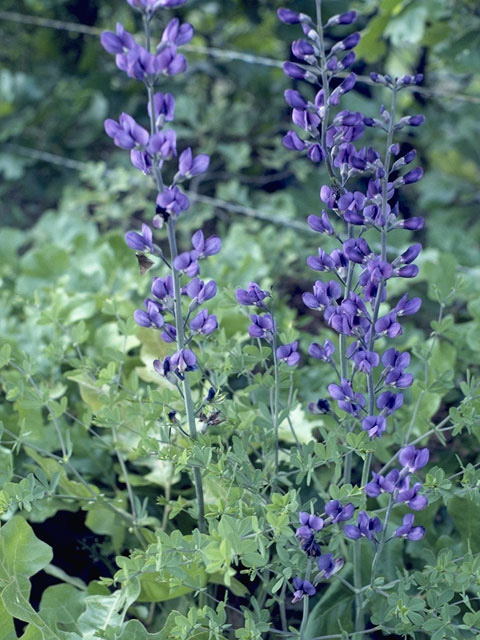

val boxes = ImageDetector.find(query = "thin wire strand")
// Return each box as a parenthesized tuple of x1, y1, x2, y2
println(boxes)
(1, 10, 480, 104)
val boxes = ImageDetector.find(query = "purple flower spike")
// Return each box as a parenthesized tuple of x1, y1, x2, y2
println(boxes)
(291, 578, 316, 604)
(276, 341, 300, 366)
(317, 553, 344, 579)
(398, 446, 429, 473)
(394, 513, 425, 541)
(125, 223, 153, 252)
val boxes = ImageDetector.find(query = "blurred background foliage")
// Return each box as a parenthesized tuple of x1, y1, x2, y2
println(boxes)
(1, 0, 480, 635)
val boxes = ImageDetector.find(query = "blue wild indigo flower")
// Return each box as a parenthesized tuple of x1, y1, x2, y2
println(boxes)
(278, 0, 429, 607)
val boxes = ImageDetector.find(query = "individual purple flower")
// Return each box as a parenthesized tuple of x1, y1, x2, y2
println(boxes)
(351, 350, 379, 374)
(377, 391, 404, 415)
(365, 470, 403, 498)
(303, 280, 341, 310)
(173, 251, 200, 277)
(276, 341, 300, 366)
(394, 513, 425, 541)
(308, 339, 334, 362)
(326, 11, 357, 27)
(161, 18, 194, 47)
(307, 248, 335, 272)
(104, 113, 149, 150)
(307, 212, 334, 235)
(170, 348, 197, 373)
(375, 312, 402, 338)
(396, 480, 428, 511)
(154, 47, 187, 76)
(395, 294, 422, 317)
(190, 309, 218, 335)
(125, 223, 153, 252)
(134, 299, 164, 329)
(333, 31, 361, 51)
(153, 355, 173, 379)
(147, 91, 175, 126)
(147, 130, 177, 158)
(130, 149, 153, 174)
(248, 314, 275, 340)
(191, 230, 221, 258)
(398, 446, 429, 473)
(185, 278, 217, 304)
(101, 23, 136, 54)
(156, 186, 190, 217)
(362, 415, 386, 439)
(382, 347, 410, 370)
(235, 282, 270, 307)
(325, 500, 354, 524)
(161, 323, 177, 343)
(296, 512, 323, 557)
(328, 379, 365, 416)
(317, 554, 344, 579)
(283, 131, 307, 151)
(152, 275, 174, 300)
(284, 89, 308, 109)
(344, 511, 382, 541)
(385, 368, 414, 389)
(178, 148, 210, 177)
(291, 578, 316, 604)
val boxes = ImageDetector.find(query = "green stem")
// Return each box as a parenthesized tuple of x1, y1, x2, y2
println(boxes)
(167, 219, 206, 534)
(370, 493, 395, 585)
(143, 15, 205, 534)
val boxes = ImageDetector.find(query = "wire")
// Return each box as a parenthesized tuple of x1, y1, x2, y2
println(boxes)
(1, 9, 480, 104)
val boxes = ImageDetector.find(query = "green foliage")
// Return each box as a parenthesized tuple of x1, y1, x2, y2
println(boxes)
(0, 0, 479, 638)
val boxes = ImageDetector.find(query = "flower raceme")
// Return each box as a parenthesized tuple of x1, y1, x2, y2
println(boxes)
(279, 1, 429, 603)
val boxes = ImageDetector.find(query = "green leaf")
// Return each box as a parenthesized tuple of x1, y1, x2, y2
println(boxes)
(38, 584, 85, 631)
(0, 516, 53, 579)
(0, 344, 11, 369)
(0, 597, 16, 640)
(447, 496, 480, 553)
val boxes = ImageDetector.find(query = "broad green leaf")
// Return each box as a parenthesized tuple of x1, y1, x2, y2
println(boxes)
(0, 516, 52, 580)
